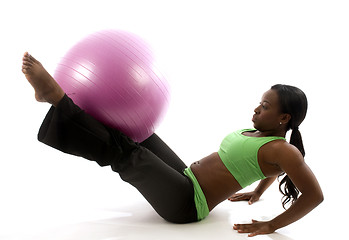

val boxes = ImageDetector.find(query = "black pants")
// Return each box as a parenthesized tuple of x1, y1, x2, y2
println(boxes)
(37, 95, 198, 223)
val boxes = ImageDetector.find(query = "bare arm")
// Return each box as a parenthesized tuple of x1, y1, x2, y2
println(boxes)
(269, 148, 323, 230)
(234, 144, 323, 237)
(255, 176, 277, 195)
(229, 176, 277, 204)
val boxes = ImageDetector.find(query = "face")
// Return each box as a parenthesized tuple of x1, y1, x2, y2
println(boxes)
(252, 89, 288, 131)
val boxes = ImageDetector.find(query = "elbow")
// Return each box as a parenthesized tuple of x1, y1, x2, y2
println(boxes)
(317, 186, 324, 204)
(318, 192, 324, 204)
(301, 190, 324, 206)
(313, 190, 324, 206)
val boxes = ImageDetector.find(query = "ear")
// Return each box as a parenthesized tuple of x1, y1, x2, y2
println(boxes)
(280, 113, 291, 125)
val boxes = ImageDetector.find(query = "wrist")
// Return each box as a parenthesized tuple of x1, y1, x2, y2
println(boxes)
(254, 189, 263, 196)
(268, 218, 280, 232)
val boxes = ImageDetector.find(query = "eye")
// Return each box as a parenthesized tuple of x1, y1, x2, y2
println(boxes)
(260, 102, 268, 110)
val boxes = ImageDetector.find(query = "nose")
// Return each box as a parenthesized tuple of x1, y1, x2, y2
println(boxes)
(254, 105, 261, 114)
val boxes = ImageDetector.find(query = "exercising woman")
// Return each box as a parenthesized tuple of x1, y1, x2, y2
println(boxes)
(22, 52, 323, 237)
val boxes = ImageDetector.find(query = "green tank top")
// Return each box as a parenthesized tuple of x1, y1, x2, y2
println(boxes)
(217, 129, 286, 188)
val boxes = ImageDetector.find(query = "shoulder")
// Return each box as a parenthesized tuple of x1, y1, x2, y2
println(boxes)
(262, 140, 304, 167)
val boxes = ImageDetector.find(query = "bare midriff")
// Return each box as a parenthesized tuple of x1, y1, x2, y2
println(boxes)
(190, 152, 243, 211)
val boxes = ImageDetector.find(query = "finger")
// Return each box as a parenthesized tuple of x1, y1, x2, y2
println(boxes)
(251, 193, 262, 203)
(229, 197, 245, 201)
(233, 224, 244, 231)
(229, 193, 243, 198)
(229, 194, 249, 201)
(248, 232, 259, 237)
(233, 224, 252, 233)
(237, 228, 250, 234)
(248, 229, 269, 237)
(228, 195, 242, 201)
(236, 226, 259, 236)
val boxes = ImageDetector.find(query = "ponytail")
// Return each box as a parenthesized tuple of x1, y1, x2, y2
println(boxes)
(271, 84, 308, 209)
(278, 127, 304, 209)
(290, 127, 305, 157)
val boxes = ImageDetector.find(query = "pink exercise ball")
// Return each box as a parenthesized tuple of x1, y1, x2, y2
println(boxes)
(54, 30, 170, 142)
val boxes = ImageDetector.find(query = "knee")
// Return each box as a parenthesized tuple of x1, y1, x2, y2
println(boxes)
(110, 146, 144, 175)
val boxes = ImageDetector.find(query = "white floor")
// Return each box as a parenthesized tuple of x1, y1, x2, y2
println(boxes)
(0, 197, 315, 240)
(2, 1, 349, 239)
(0, 117, 345, 240)
(0, 159, 341, 240)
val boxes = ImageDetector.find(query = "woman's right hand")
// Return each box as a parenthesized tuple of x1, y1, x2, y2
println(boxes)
(228, 191, 261, 205)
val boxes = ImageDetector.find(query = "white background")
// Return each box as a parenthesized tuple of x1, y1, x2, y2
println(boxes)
(1, 0, 348, 239)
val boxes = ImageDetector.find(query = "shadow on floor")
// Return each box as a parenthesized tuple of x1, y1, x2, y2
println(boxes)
(28, 201, 294, 240)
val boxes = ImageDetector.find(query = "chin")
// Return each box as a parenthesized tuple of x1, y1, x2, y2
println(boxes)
(252, 123, 263, 131)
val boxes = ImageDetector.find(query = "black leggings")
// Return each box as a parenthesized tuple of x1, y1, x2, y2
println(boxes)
(37, 95, 198, 223)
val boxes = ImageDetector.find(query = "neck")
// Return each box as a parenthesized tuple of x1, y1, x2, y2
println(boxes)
(254, 128, 286, 138)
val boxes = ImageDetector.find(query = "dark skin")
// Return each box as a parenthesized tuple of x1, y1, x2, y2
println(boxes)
(192, 90, 323, 236)
(22, 52, 323, 237)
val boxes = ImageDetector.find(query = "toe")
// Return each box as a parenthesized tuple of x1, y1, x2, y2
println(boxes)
(28, 54, 39, 63)
(23, 55, 31, 63)
(22, 60, 32, 66)
(23, 52, 39, 64)
(22, 63, 32, 74)
(23, 52, 30, 60)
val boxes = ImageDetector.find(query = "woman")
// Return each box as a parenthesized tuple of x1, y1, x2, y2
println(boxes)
(22, 52, 323, 237)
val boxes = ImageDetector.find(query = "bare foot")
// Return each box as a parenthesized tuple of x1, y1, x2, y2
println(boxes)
(22, 52, 65, 106)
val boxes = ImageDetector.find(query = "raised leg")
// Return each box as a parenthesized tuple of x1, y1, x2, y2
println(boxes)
(140, 134, 187, 174)
(38, 95, 197, 223)
(26, 53, 198, 223)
